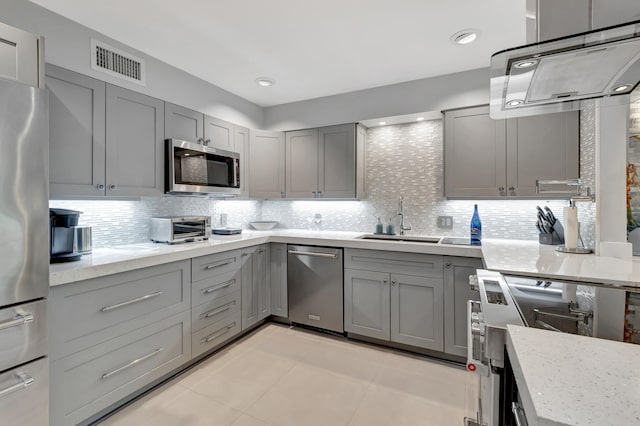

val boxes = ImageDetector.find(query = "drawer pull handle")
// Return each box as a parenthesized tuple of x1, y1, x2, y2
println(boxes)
(101, 348, 163, 380)
(0, 312, 33, 331)
(0, 372, 34, 399)
(101, 291, 163, 312)
(203, 322, 236, 343)
(204, 260, 234, 270)
(203, 279, 235, 294)
(203, 301, 236, 318)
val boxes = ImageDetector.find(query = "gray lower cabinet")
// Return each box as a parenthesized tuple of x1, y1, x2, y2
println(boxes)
(344, 248, 445, 351)
(443, 256, 483, 357)
(249, 130, 286, 198)
(444, 105, 579, 198)
(106, 84, 164, 197)
(46, 65, 106, 198)
(241, 244, 270, 329)
(0, 21, 41, 87)
(270, 243, 288, 318)
(235, 125, 251, 197)
(165, 102, 204, 143)
(50, 310, 191, 426)
(390, 274, 444, 351)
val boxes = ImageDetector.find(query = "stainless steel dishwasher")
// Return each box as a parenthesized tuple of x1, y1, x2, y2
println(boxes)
(287, 245, 344, 333)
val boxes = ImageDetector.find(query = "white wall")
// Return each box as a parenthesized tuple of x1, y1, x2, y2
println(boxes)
(263, 68, 490, 131)
(4, 0, 264, 129)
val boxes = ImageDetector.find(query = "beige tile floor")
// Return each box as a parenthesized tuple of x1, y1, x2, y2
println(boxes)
(101, 323, 479, 426)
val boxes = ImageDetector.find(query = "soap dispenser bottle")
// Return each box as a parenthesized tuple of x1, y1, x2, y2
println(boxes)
(375, 217, 384, 234)
(386, 218, 395, 235)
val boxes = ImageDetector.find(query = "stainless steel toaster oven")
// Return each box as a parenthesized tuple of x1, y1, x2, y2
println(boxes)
(150, 216, 211, 244)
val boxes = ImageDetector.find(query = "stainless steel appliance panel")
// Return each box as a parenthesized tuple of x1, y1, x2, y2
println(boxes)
(0, 300, 47, 372)
(0, 78, 49, 306)
(0, 357, 48, 425)
(288, 245, 344, 333)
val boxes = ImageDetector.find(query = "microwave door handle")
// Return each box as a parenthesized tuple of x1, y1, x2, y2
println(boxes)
(234, 158, 239, 188)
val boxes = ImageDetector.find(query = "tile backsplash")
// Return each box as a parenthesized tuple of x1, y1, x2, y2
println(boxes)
(52, 113, 597, 248)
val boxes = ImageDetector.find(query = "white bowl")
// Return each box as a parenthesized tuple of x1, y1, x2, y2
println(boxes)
(249, 221, 278, 230)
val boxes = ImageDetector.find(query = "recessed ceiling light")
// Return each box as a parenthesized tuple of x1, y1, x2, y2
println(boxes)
(378, 121, 387, 125)
(451, 29, 479, 45)
(514, 60, 538, 69)
(613, 84, 631, 93)
(416, 117, 425, 121)
(506, 99, 524, 106)
(255, 77, 275, 87)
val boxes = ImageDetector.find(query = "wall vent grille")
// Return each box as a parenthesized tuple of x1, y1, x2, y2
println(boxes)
(90, 39, 146, 85)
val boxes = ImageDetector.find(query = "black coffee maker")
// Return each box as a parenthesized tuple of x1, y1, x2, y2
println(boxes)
(50, 208, 82, 263)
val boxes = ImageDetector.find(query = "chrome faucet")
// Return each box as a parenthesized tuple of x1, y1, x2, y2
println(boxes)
(397, 196, 412, 235)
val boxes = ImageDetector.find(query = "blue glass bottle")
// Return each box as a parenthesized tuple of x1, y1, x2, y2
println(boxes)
(470, 204, 482, 246)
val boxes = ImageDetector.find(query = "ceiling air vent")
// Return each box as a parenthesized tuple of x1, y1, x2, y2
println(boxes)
(90, 39, 146, 85)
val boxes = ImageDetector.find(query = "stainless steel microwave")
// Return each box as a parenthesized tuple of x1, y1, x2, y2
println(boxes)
(150, 216, 211, 244)
(166, 139, 240, 195)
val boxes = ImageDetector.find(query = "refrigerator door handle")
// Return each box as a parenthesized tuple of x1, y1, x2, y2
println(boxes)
(0, 312, 33, 332)
(0, 372, 34, 399)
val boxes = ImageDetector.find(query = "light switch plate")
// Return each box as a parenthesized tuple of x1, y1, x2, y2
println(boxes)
(437, 215, 453, 229)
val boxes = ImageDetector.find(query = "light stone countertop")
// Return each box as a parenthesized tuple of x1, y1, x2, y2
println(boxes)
(506, 325, 640, 426)
(49, 229, 482, 286)
(481, 239, 640, 290)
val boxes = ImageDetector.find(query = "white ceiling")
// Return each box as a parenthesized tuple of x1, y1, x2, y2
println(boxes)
(30, 0, 526, 107)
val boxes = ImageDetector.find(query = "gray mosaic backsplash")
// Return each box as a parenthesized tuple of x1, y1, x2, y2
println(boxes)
(52, 110, 599, 248)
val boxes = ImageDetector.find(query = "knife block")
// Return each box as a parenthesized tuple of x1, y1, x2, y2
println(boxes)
(539, 221, 565, 245)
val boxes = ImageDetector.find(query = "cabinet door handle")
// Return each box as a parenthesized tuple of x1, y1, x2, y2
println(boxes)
(498, 186, 505, 192)
(204, 139, 211, 146)
(508, 186, 515, 191)
(391, 280, 397, 286)
(241, 253, 249, 257)
(258, 248, 265, 253)
(97, 184, 105, 190)
(202, 279, 235, 294)
(204, 322, 236, 343)
(203, 301, 236, 318)
(0, 312, 33, 331)
(108, 184, 118, 191)
(101, 348, 163, 380)
(0, 372, 34, 399)
(204, 260, 234, 269)
(101, 291, 163, 312)
(280, 192, 285, 198)
(197, 138, 204, 144)
(445, 261, 452, 269)
(382, 279, 388, 284)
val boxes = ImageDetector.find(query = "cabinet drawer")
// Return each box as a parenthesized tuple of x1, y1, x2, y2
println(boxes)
(0, 357, 48, 426)
(0, 300, 46, 371)
(344, 249, 443, 277)
(191, 268, 241, 307)
(192, 250, 241, 282)
(192, 312, 241, 359)
(50, 310, 191, 426)
(192, 291, 241, 333)
(50, 260, 190, 360)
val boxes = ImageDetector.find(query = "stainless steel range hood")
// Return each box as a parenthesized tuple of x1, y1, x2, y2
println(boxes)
(490, 19, 640, 119)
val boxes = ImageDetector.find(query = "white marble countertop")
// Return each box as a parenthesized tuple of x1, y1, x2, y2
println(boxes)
(506, 325, 640, 426)
(49, 230, 482, 286)
(481, 239, 640, 290)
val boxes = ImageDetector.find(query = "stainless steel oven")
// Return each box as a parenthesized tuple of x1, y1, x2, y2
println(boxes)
(466, 270, 593, 426)
(166, 139, 240, 195)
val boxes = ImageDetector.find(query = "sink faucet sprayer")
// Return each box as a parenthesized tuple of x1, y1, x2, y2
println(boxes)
(397, 196, 412, 236)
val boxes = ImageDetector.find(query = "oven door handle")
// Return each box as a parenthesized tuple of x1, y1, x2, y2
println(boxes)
(466, 300, 489, 375)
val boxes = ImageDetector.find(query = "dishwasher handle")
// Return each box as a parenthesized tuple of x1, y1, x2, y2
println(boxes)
(288, 250, 338, 259)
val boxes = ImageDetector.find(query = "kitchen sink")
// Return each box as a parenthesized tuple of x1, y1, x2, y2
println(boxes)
(357, 234, 441, 243)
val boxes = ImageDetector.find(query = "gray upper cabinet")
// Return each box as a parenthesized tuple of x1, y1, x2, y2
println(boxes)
(165, 102, 204, 143)
(390, 274, 444, 351)
(106, 84, 165, 197)
(0, 22, 41, 87)
(285, 124, 358, 199)
(249, 130, 286, 198)
(270, 243, 288, 318)
(443, 256, 483, 357)
(444, 106, 507, 198)
(286, 129, 319, 198)
(506, 111, 579, 196)
(204, 115, 234, 151)
(356, 124, 368, 199)
(344, 269, 391, 341)
(234, 125, 251, 198)
(318, 124, 356, 198)
(47, 65, 106, 198)
(444, 105, 579, 198)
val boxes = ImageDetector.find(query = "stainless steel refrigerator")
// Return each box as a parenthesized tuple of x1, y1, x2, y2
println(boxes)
(0, 73, 50, 422)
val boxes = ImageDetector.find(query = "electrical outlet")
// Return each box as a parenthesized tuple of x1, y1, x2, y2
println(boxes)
(437, 215, 453, 229)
